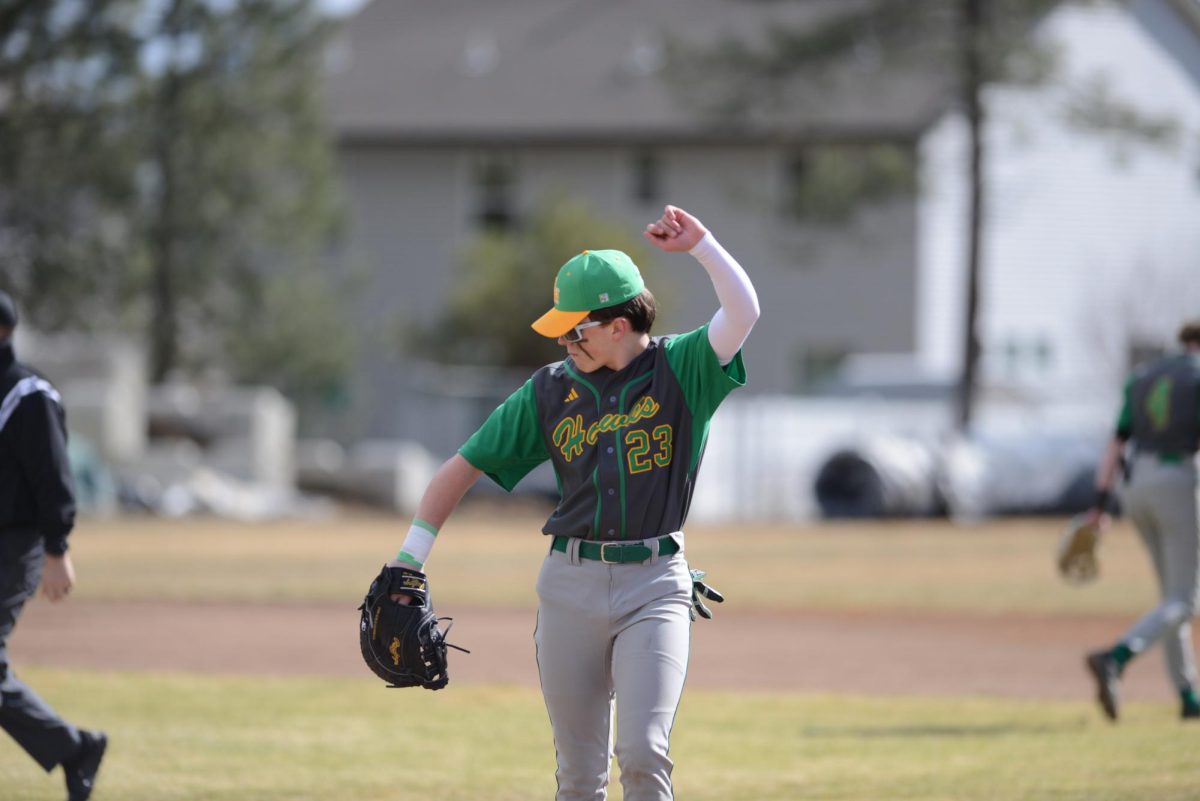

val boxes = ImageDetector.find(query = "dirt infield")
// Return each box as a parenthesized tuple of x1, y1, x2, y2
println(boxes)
(10, 598, 1191, 702)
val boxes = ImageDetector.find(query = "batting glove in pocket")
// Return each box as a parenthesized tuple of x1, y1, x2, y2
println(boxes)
(689, 568, 725, 621)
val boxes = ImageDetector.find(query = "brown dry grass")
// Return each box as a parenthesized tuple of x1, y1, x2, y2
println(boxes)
(67, 507, 1156, 615)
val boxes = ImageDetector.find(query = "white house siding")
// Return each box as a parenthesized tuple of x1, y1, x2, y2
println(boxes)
(917, 1, 1200, 411)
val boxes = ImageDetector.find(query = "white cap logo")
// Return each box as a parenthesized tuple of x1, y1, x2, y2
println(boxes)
(598, 292, 609, 303)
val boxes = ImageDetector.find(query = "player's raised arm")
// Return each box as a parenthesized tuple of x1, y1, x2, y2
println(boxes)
(644, 204, 760, 364)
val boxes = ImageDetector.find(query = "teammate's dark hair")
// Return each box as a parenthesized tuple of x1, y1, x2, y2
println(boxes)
(589, 288, 656, 334)
(1179, 321, 1200, 347)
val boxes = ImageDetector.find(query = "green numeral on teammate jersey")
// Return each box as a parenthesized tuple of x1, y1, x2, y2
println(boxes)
(1145, 376, 1174, 432)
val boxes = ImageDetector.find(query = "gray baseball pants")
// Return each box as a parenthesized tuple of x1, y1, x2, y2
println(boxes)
(534, 533, 692, 801)
(1119, 454, 1200, 690)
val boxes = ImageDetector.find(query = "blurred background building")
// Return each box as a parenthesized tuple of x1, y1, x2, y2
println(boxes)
(317, 0, 1200, 518)
(3, 0, 1198, 521)
(322, 0, 943, 443)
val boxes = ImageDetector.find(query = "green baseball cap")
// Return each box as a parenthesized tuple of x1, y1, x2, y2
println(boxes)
(531, 249, 645, 338)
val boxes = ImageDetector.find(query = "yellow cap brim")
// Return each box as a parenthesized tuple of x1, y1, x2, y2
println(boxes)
(531, 307, 589, 338)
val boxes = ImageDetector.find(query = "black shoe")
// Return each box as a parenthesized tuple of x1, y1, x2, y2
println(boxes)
(1086, 650, 1121, 721)
(1183, 701, 1200, 720)
(63, 729, 107, 801)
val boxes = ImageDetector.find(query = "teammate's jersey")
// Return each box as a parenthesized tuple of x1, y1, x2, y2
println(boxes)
(460, 324, 746, 541)
(1115, 352, 1200, 455)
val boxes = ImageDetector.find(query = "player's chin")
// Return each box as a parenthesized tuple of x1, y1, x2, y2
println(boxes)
(566, 350, 599, 372)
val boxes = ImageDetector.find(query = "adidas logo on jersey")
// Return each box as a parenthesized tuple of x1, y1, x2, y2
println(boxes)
(564, 388, 579, 403)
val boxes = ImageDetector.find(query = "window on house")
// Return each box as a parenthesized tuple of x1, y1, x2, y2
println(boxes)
(1004, 339, 1021, 376)
(1001, 337, 1055, 376)
(472, 152, 518, 230)
(781, 144, 916, 224)
(1034, 338, 1053, 371)
(1128, 340, 1166, 370)
(782, 151, 810, 220)
(796, 346, 848, 393)
(631, 150, 661, 204)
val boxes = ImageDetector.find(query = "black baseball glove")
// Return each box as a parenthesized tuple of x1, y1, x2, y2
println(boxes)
(358, 565, 468, 690)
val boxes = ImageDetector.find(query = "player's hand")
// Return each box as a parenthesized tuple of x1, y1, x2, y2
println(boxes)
(385, 557, 420, 604)
(40, 553, 75, 602)
(1085, 506, 1111, 529)
(644, 205, 708, 253)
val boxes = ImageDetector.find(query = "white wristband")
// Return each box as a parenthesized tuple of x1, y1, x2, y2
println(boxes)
(396, 519, 438, 569)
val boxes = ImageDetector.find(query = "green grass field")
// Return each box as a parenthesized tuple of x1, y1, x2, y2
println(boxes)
(1, 669, 1195, 801)
(0, 510, 1187, 800)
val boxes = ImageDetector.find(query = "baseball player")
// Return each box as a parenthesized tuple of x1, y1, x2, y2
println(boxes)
(1085, 320, 1200, 721)
(387, 205, 758, 800)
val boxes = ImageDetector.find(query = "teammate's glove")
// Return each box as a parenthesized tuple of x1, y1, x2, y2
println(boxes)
(689, 568, 725, 621)
(1056, 513, 1105, 585)
(358, 565, 468, 690)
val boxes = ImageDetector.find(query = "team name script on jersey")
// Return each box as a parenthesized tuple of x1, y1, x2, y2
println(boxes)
(552, 395, 661, 462)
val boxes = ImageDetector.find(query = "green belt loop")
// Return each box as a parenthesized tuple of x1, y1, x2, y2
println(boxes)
(551, 535, 679, 564)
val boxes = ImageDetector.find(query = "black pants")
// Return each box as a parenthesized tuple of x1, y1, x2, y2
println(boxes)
(0, 530, 81, 771)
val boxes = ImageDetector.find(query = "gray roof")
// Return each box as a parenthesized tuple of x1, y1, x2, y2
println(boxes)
(1134, 0, 1200, 89)
(325, 0, 951, 145)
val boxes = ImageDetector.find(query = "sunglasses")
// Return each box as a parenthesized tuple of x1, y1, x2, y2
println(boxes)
(561, 320, 607, 343)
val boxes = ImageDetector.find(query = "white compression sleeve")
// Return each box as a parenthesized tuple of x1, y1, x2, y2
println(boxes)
(689, 232, 760, 365)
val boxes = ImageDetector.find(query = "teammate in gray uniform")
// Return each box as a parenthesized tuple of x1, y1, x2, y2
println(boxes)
(387, 205, 759, 800)
(1085, 320, 1200, 722)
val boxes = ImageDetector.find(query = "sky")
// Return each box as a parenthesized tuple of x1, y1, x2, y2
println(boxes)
(318, 0, 368, 16)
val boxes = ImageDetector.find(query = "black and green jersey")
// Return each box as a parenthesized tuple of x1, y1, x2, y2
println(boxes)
(459, 324, 746, 541)
(1115, 353, 1200, 454)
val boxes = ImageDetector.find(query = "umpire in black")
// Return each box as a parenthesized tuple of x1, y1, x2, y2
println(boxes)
(0, 290, 107, 800)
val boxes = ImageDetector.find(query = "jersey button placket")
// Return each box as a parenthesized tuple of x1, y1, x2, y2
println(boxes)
(610, 394, 621, 537)
(596, 388, 623, 540)
(599, 428, 621, 540)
